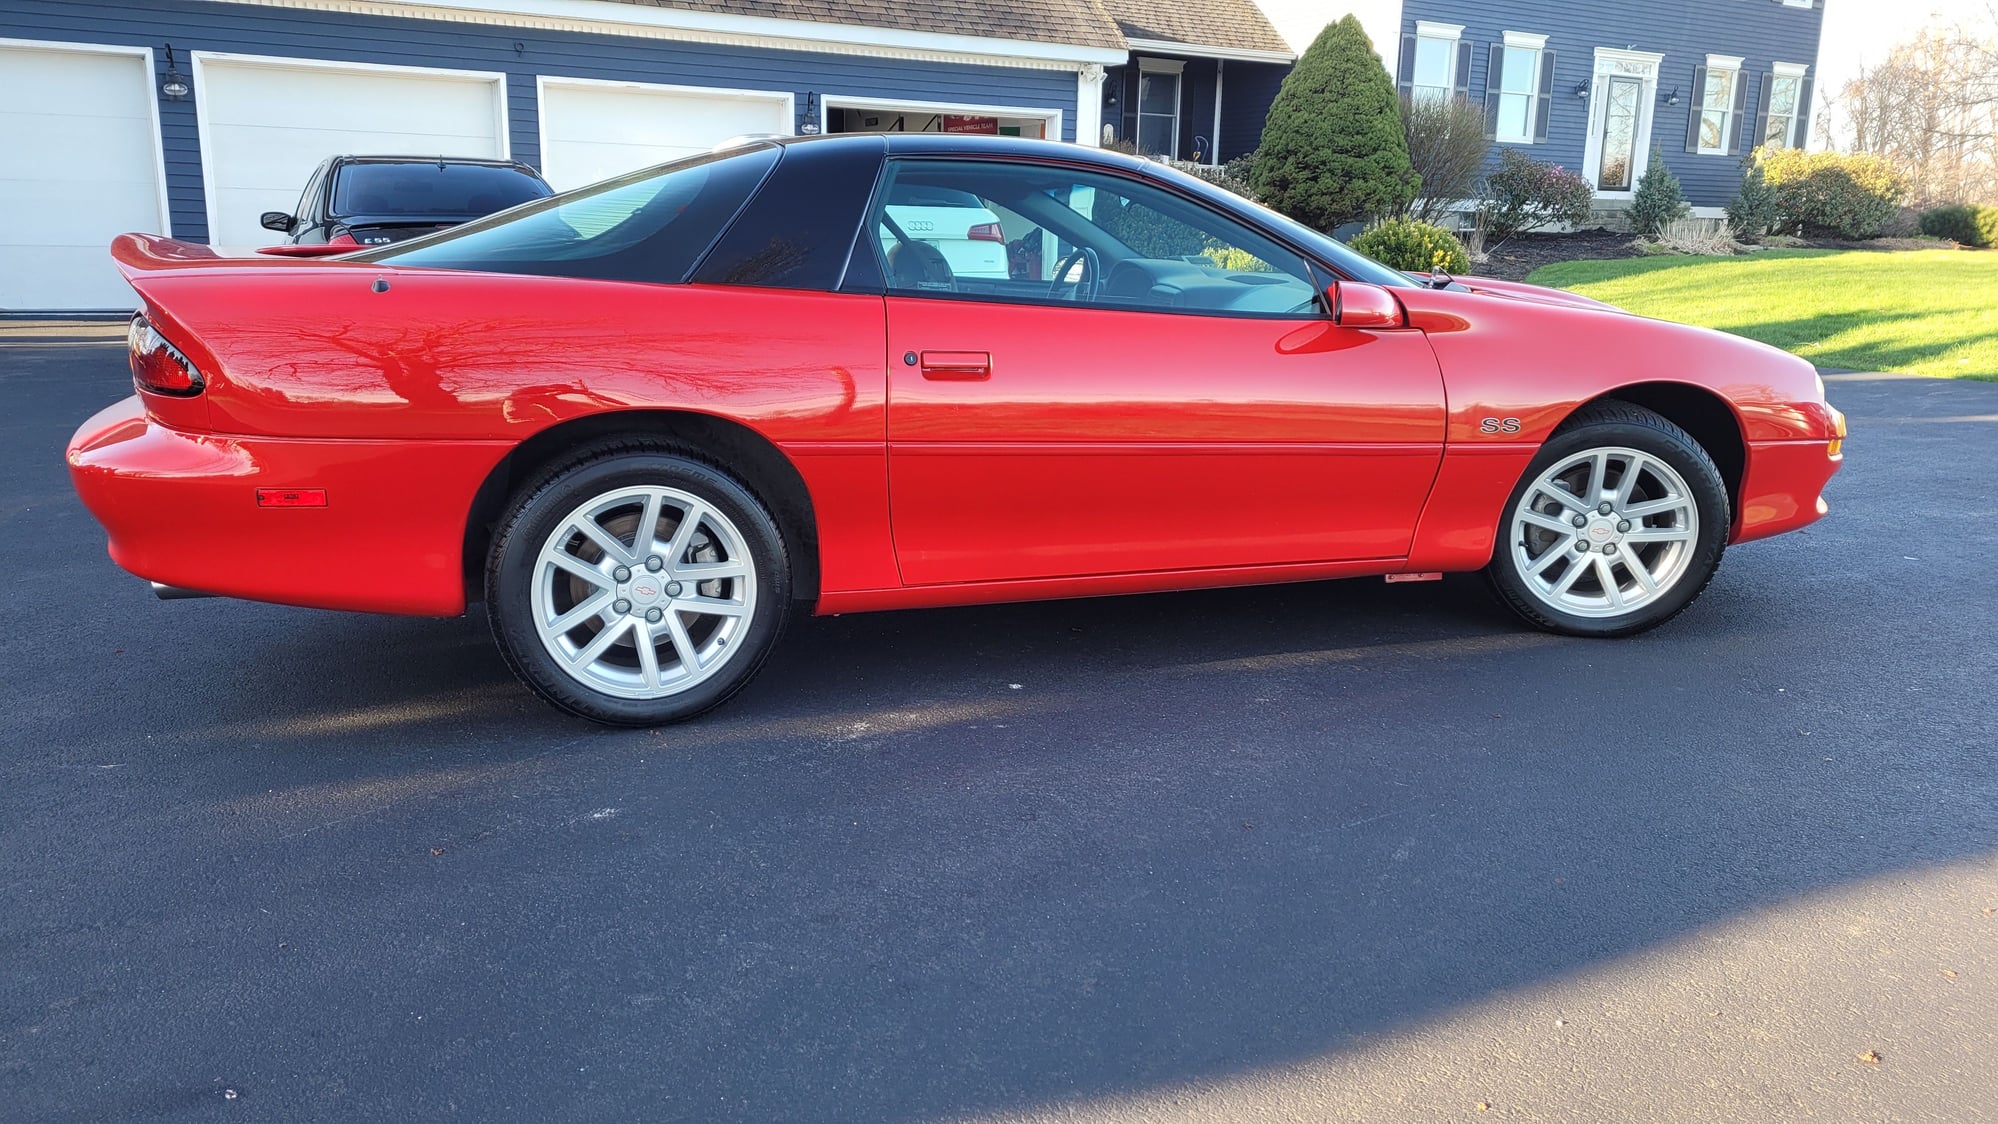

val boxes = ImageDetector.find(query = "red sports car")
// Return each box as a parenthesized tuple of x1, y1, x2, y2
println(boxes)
(68, 135, 1845, 725)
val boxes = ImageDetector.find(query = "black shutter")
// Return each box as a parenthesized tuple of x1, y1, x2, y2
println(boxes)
(1454, 40, 1473, 100)
(1751, 71, 1773, 152)
(1793, 77, 1814, 146)
(1684, 65, 1707, 152)
(1485, 42, 1504, 138)
(1533, 49, 1556, 142)
(1728, 70, 1751, 154)
(1398, 33, 1416, 97)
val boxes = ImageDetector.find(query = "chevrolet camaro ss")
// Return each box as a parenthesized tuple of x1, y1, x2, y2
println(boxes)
(67, 135, 1846, 725)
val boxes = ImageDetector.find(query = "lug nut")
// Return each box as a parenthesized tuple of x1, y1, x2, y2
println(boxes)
(1602, 543, 1618, 555)
(612, 565, 631, 582)
(665, 581, 683, 598)
(645, 556, 664, 572)
(1617, 520, 1632, 533)
(1575, 539, 1590, 552)
(1598, 502, 1614, 515)
(1571, 514, 1588, 528)
(644, 607, 664, 623)
(612, 598, 631, 614)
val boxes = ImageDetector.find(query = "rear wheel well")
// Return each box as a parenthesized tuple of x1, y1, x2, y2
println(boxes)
(461, 411, 820, 604)
(1580, 383, 1745, 517)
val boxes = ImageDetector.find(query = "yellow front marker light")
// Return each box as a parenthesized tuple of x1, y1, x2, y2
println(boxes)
(1827, 406, 1847, 457)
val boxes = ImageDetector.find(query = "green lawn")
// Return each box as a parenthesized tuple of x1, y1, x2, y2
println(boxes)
(1526, 248, 1998, 380)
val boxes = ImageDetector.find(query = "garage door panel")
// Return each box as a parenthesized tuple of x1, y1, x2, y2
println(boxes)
(0, 177, 165, 244)
(198, 59, 503, 247)
(0, 46, 164, 310)
(539, 83, 788, 191)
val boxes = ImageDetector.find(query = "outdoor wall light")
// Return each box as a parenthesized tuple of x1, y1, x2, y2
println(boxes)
(160, 44, 190, 99)
(1572, 81, 1590, 98)
(798, 90, 821, 134)
(1665, 87, 1682, 106)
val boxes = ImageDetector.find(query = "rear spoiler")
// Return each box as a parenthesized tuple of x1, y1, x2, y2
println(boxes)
(110, 232, 362, 276)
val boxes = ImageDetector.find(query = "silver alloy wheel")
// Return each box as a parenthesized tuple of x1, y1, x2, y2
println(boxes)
(530, 485, 758, 699)
(1509, 446, 1700, 619)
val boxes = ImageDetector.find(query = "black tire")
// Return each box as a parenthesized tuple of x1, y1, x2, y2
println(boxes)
(1485, 401, 1729, 638)
(486, 440, 790, 725)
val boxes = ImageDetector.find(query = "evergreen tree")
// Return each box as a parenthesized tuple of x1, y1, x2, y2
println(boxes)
(1249, 15, 1417, 229)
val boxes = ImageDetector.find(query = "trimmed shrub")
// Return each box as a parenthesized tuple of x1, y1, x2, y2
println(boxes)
(1979, 206, 1998, 249)
(1727, 159, 1781, 241)
(1349, 217, 1472, 274)
(1759, 148, 1907, 239)
(1478, 149, 1595, 243)
(1399, 93, 1490, 223)
(1627, 153, 1691, 237)
(1249, 15, 1417, 229)
(1920, 204, 1986, 246)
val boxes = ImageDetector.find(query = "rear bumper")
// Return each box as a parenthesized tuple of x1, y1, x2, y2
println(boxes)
(1734, 437, 1843, 544)
(66, 397, 509, 615)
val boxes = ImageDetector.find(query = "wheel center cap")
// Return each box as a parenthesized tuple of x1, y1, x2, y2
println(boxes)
(628, 578, 663, 604)
(1588, 519, 1618, 541)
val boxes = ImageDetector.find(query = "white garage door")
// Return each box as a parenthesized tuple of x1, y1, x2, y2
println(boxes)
(196, 56, 505, 247)
(538, 79, 791, 191)
(0, 44, 168, 311)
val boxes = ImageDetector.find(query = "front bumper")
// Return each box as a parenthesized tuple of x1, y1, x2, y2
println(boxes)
(67, 397, 510, 616)
(1734, 434, 1843, 544)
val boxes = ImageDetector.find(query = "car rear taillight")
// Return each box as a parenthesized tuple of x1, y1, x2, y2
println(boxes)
(326, 231, 361, 247)
(967, 222, 1006, 243)
(128, 313, 204, 397)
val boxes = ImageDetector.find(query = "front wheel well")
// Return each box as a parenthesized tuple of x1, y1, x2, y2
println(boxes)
(1575, 383, 1746, 519)
(461, 410, 820, 605)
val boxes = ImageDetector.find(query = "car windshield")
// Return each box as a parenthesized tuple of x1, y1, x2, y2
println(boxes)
(350, 144, 780, 285)
(333, 162, 552, 218)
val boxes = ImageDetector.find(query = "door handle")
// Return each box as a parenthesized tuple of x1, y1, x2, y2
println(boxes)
(918, 350, 991, 380)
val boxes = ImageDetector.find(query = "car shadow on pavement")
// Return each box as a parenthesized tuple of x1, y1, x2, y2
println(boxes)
(8, 366, 1998, 1122)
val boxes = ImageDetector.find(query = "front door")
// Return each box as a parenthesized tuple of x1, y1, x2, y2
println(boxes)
(1597, 75, 1643, 191)
(869, 158, 1448, 587)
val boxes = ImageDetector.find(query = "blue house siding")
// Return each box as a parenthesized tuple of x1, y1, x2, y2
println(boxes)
(1400, 0, 1826, 210)
(1216, 61, 1288, 163)
(2, 0, 1081, 243)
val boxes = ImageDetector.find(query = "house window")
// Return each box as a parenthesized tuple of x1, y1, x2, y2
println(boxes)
(1495, 33, 1546, 143)
(1411, 22, 1461, 103)
(1765, 64, 1807, 148)
(1698, 55, 1742, 154)
(1136, 59, 1183, 158)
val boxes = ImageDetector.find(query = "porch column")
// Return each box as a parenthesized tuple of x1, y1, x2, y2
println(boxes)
(1076, 63, 1105, 146)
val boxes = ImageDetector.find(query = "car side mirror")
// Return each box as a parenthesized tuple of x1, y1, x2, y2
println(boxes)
(1329, 282, 1405, 329)
(260, 211, 296, 233)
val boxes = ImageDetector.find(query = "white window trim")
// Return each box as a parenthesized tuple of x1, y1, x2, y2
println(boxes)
(0, 37, 173, 238)
(1411, 22, 1463, 102)
(1493, 36, 1546, 145)
(1780, 0, 1813, 8)
(1581, 47, 1664, 200)
(1764, 63, 1809, 149)
(819, 94, 1062, 143)
(535, 74, 795, 170)
(190, 51, 510, 246)
(1698, 56, 1742, 155)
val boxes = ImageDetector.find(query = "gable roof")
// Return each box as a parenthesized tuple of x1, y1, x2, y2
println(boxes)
(598, 0, 1128, 50)
(1091, 0, 1292, 56)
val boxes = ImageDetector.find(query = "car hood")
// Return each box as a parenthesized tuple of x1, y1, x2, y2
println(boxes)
(1405, 272, 1623, 312)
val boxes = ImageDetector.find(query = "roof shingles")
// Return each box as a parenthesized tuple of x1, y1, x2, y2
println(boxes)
(1091, 0, 1291, 54)
(598, 0, 1128, 50)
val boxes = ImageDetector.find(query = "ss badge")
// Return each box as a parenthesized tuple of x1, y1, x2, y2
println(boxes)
(1479, 417, 1522, 435)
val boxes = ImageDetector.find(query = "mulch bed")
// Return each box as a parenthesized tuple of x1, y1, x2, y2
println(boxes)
(1471, 230, 1644, 281)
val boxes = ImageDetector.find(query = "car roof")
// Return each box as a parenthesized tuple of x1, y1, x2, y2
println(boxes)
(775, 132, 1154, 174)
(332, 155, 542, 171)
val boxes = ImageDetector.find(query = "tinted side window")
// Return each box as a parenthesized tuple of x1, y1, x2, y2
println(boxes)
(871, 159, 1322, 318)
(691, 139, 882, 291)
(355, 145, 780, 285)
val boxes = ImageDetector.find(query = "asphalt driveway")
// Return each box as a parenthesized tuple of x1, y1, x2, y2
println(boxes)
(3, 327, 1994, 1122)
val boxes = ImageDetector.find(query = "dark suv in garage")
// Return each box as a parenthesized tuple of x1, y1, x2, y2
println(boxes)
(260, 155, 553, 250)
